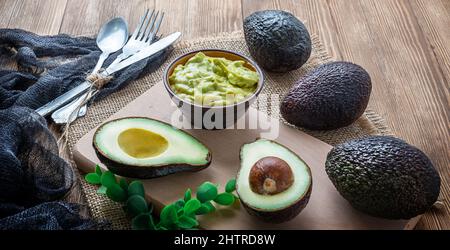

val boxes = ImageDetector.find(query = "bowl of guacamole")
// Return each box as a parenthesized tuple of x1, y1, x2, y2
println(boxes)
(163, 49, 264, 129)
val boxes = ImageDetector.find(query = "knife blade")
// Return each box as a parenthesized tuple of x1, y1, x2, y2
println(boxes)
(36, 32, 181, 117)
(104, 32, 181, 75)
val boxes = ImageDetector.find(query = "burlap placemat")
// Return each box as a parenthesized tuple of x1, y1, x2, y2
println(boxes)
(67, 31, 392, 229)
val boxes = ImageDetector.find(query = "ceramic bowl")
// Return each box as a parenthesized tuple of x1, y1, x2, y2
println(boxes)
(163, 49, 265, 129)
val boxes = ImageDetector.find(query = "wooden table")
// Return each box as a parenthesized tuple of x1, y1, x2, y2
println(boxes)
(1, 0, 448, 230)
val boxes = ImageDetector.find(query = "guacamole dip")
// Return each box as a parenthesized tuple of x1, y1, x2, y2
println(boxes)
(169, 52, 259, 106)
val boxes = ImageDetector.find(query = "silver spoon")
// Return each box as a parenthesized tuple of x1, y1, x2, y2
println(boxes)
(92, 17, 129, 73)
(52, 17, 129, 124)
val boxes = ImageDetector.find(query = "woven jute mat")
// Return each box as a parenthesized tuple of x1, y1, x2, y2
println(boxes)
(67, 31, 392, 229)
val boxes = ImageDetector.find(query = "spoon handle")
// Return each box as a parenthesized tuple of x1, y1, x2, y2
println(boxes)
(92, 52, 109, 74)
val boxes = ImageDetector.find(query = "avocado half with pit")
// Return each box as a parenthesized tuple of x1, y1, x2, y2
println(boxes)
(236, 139, 312, 223)
(93, 117, 211, 178)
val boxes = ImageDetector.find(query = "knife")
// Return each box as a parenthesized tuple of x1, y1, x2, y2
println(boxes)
(36, 32, 181, 117)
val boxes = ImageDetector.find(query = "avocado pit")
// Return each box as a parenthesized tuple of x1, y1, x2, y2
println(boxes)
(249, 156, 294, 195)
(237, 139, 312, 223)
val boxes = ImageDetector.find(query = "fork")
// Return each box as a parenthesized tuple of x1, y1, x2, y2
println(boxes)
(109, 9, 165, 67)
(51, 9, 164, 124)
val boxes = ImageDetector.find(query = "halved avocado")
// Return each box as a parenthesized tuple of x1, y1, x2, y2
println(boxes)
(236, 139, 312, 223)
(93, 117, 211, 178)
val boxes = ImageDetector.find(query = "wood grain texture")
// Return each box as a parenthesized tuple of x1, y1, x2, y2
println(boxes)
(59, 0, 153, 35)
(410, 0, 450, 84)
(242, 0, 342, 59)
(327, 0, 449, 230)
(243, 0, 449, 230)
(402, 0, 450, 229)
(0, 0, 15, 27)
(155, 0, 242, 39)
(0, 0, 448, 229)
(2, 0, 67, 34)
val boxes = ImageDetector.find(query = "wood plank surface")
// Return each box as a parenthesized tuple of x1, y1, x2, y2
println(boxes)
(0, 0, 448, 230)
(242, 0, 449, 230)
(59, 0, 153, 35)
(2, 0, 67, 34)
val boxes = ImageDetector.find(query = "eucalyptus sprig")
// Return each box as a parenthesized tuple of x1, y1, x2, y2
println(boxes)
(85, 165, 238, 230)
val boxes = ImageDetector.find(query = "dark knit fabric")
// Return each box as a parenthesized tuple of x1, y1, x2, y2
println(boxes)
(0, 28, 171, 229)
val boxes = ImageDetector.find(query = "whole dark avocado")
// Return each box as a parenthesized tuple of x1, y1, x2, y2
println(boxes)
(243, 10, 312, 73)
(280, 61, 371, 130)
(325, 136, 441, 219)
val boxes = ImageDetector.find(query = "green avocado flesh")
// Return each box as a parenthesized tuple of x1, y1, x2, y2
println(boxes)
(93, 117, 211, 178)
(237, 139, 312, 212)
(169, 52, 259, 106)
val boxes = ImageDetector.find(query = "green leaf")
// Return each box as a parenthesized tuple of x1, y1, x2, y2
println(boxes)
(177, 208, 184, 217)
(95, 164, 103, 176)
(204, 201, 216, 212)
(101, 171, 117, 188)
(195, 206, 208, 215)
(214, 192, 235, 206)
(119, 179, 128, 192)
(126, 195, 148, 217)
(97, 185, 107, 195)
(184, 188, 192, 202)
(225, 179, 236, 193)
(177, 215, 199, 229)
(183, 198, 201, 215)
(106, 183, 127, 202)
(132, 213, 155, 230)
(196, 182, 218, 203)
(174, 199, 185, 209)
(85, 173, 101, 185)
(128, 181, 145, 198)
(159, 204, 178, 227)
(195, 201, 215, 215)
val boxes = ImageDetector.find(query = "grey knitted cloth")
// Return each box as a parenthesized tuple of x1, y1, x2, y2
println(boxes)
(0, 28, 170, 229)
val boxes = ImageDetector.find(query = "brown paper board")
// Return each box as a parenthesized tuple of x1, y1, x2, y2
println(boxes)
(73, 82, 419, 229)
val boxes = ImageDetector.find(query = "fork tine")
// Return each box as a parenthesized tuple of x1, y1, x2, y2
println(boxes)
(147, 12, 164, 44)
(138, 9, 154, 41)
(142, 10, 158, 43)
(153, 12, 164, 40)
(131, 9, 149, 39)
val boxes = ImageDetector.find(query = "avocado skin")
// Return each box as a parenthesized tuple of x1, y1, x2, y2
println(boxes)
(240, 185, 312, 224)
(92, 117, 212, 179)
(94, 147, 211, 179)
(281, 61, 371, 130)
(325, 136, 441, 219)
(243, 10, 311, 73)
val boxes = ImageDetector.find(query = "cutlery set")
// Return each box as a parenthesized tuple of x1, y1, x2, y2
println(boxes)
(36, 9, 180, 124)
